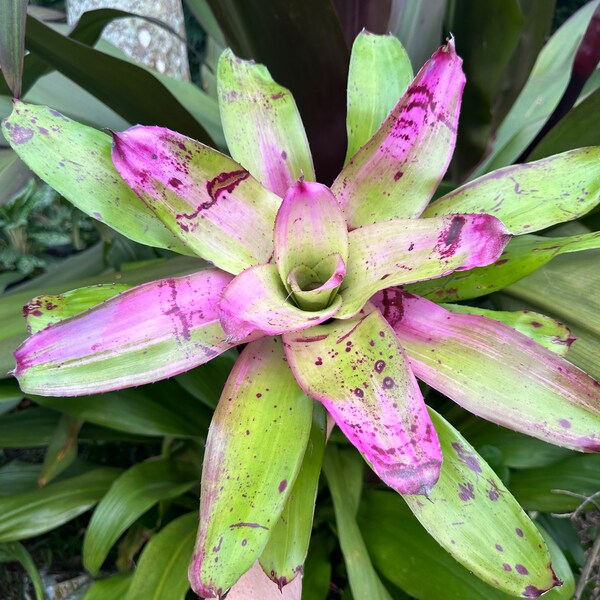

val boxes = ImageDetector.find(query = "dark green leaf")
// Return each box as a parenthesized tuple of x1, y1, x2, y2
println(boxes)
(0, 541, 44, 600)
(0, 461, 40, 497)
(0, 0, 27, 97)
(0, 406, 59, 447)
(38, 414, 83, 486)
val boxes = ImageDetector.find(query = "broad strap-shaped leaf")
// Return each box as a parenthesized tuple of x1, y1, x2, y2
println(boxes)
(424, 147, 600, 234)
(284, 309, 442, 495)
(332, 39, 464, 226)
(25, 284, 132, 334)
(259, 404, 326, 588)
(219, 264, 342, 340)
(374, 289, 600, 451)
(408, 230, 600, 302)
(0, 0, 26, 97)
(1, 103, 191, 254)
(112, 126, 281, 274)
(15, 269, 242, 396)
(345, 32, 413, 162)
(337, 214, 510, 318)
(218, 49, 315, 196)
(442, 305, 573, 356)
(403, 409, 560, 599)
(189, 337, 313, 598)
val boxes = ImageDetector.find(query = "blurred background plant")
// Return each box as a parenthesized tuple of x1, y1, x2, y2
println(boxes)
(0, 0, 599, 599)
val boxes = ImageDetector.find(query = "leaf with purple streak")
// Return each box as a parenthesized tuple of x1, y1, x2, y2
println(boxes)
(217, 49, 315, 196)
(14, 269, 243, 396)
(283, 309, 442, 496)
(336, 214, 510, 318)
(403, 408, 561, 599)
(373, 289, 600, 452)
(332, 38, 464, 226)
(188, 337, 312, 599)
(111, 126, 281, 275)
(219, 264, 342, 340)
(1, 103, 191, 255)
(345, 32, 413, 162)
(424, 148, 600, 234)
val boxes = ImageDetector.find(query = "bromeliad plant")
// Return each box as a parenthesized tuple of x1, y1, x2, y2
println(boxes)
(3, 32, 600, 599)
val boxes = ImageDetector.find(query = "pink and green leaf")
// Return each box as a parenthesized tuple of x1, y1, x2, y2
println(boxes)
(374, 289, 600, 451)
(1, 103, 191, 254)
(283, 309, 442, 495)
(189, 337, 313, 598)
(424, 147, 600, 234)
(15, 269, 241, 396)
(217, 49, 315, 196)
(345, 32, 413, 162)
(403, 409, 561, 599)
(219, 264, 342, 340)
(111, 126, 281, 275)
(337, 214, 510, 318)
(332, 39, 464, 227)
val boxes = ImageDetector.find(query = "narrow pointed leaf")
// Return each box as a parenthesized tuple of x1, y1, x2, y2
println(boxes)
(337, 214, 510, 318)
(112, 126, 281, 274)
(218, 50, 314, 196)
(402, 409, 560, 598)
(126, 513, 197, 600)
(332, 39, 464, 226)
(189, 337, 313, 598)
(219, 264, 342, 340)
(424, 148, 600, 234)
(442, 305, 573, 356)
(15, 269, 238, 396)
(84, 459, 197, 575)
(1, 103, 191, 254)
(0, 0, 27, 97)
(346, 32, 413, 162)
(284, 309, 442, 495)
(409, 231, 600, 302)
(0, 542, 44, 600)
(38, 414, 83, 486)
(259, 404, 326, 588)
(374, 289, 600, 451)
(25, 284, 132, 334)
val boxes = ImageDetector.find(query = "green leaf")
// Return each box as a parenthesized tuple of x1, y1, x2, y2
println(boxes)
(2, 102, 192, 254)
(126, 512, 197, 600)
(509, 454, 600, 512)
(38, 414, 83, 486)
(301, 530, 333, 600)
(345, 32, 412, 162)
(83, 573, 132, 600)
(83, 458, 197, 575)
(0, 0, 27, 97)
(0, 461, 40, 497)
(0, 148, 32, 205)
(0, 541, 44, 600)
(259, 403, 326, 587)
(0, 406, 59, 447)
(185, 0, 225, 46)
(0, 467, 120, 542)
(323, 445, 392, 600)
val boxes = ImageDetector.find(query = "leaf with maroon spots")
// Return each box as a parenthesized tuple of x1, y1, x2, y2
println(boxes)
(424, 148, 600, 235)
(218, 49, 315, 196)
(14, 269, 244, 396)
(373, 289, 600, 451)
(403, 408, 561, 598)
(283, 308, 442, 495)
(189, 337, 313, 598)
(1, 103, 192, 255)
(111, 125, 282, 275)
(332, 38, 464, 227)
(259, 403, 326, 588)
(336, 214, 510, 318)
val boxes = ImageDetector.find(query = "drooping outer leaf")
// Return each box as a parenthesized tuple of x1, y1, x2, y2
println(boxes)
(189, 337, 313, 598)
(0, 541, 45, 600)
(403, 409, 560, 599)
(15, 269, 241, 396)
(259, 403, 326, 588)
(345, 32, 413, 162)
(284, 309, 442, 495)
(408, 230, 600, 302)
(112, 125, 281, 274)
(217, 49, 315, 196)
(1, 103, 191, 254)
(218, 264, 342, 340)
(374, 289, 600, 451)
(0, 0, 26, 97)
(332, 39, 464, 227)
(424, 147, 600, 234)
(337, 214, 510, 318)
